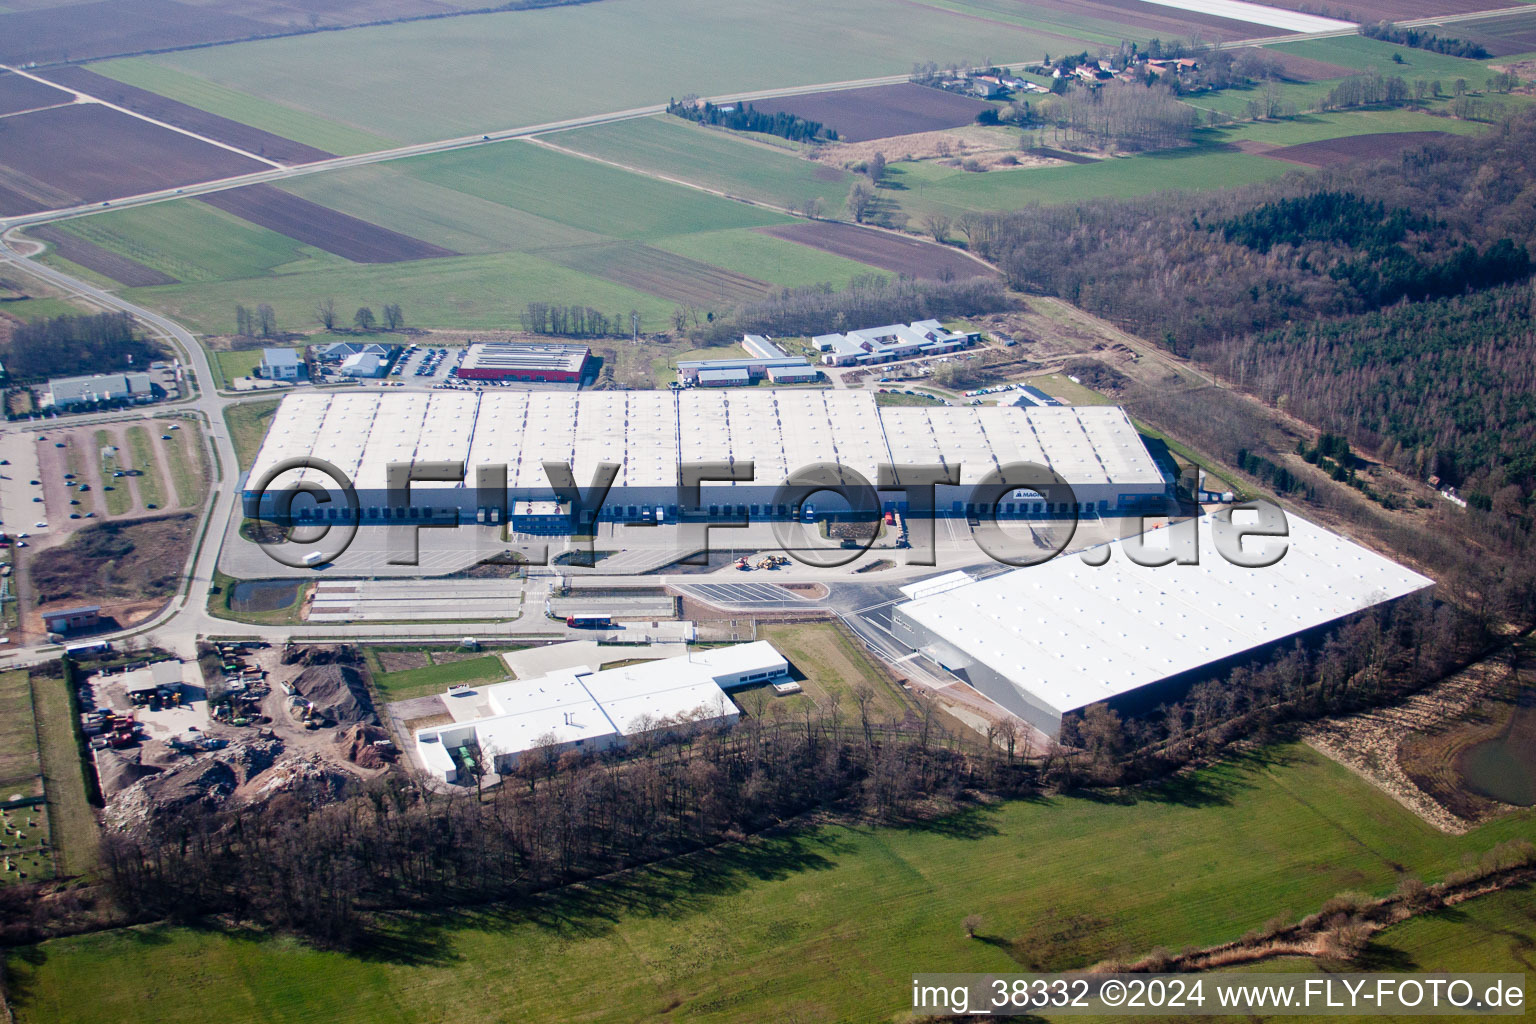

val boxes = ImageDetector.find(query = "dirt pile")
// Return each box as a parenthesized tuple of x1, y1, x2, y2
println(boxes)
(291, 663, 376, 727)
(106, 758, 237, 832)
(95, 749, 163, 800)
(252, 756, 359, 806)
(335, 723, 394, 768)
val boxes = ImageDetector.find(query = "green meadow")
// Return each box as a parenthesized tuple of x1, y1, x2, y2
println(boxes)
(7, 745, 1532, 1024)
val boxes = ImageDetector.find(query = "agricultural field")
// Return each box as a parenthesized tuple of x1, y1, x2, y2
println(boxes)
(760, 83, 993, 143)
(8, 744, 1534, 1024)
(38, 66, 334, 165)
(532, 241, 770, 306)
(907, 0, 1285, 44)
(652, 229, 886, 292)
(0, 70, 70, 117)
(25, 226, 178, 288)
(0, 0, 272, 65)
(546, 115, 855, 216)
(0, 103, 265, 217)
(1425, 9, 1536, 57)
(1268, 35, 1516, 83)
(881, 144, 1295, 219)
(27, 138, 902, 336)
(27, 200, 349, 285)
(1261, 130, 1456, 168)
(91, 59, 394, 157)
(758, 220, 996, 279)
(198, 185, 458, 263)
(100, 0, 1157, 144)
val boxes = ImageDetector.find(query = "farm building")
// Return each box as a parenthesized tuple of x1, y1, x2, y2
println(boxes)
(890, 511, 1434, 737)
(812, 319, 976, 366)
(259, 348, 303, 381)
(44, 372, 155, 409)
(455, 342, 589, 383)
(243, 390, 1171, 529)
(414, 641, 787, 781)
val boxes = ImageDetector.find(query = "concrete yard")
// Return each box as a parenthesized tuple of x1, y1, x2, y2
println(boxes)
(307, 578, 525, 622)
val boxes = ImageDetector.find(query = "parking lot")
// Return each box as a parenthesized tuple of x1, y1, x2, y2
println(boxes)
(681, 582, 810, 607)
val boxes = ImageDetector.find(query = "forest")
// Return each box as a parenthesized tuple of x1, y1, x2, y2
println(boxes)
(971, 110, 1536, 506)
(0, 312, 164, 380)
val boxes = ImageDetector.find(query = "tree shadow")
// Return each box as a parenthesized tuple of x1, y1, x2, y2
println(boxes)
(350, 826, 849, 962)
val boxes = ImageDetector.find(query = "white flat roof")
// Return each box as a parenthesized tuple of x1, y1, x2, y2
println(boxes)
(895, 511, 1432, 717)
(417, 642, 784, 762)
(249, 391, 1164, 495)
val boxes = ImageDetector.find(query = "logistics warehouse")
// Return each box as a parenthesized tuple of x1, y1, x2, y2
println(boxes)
(242, 390, 1172, 528)
(890, 511, 1434, 737)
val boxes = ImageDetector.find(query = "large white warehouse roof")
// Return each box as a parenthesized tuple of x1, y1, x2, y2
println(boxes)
(894, 511, 1433, 722)
(248, 390, 1165, 493)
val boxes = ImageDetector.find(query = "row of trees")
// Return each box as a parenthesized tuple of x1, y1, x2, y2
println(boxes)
(1360, 22, 1490, 60)
(0, 311, 161, 380)
(314, 298, 404, 332)
(666, 97, 835, 143)
(518, 303, 637, 337)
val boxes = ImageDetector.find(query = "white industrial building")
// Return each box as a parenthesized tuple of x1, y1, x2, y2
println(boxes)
(890, 511, 1434, 736)
(415, 641, 788, 781)
(812, 319, 977, 366)
(243, 390, 1170, 529)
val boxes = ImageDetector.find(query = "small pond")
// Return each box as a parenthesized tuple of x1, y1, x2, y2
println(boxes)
(1458, 704, 1536, 807)
(229, 578, 304, 613)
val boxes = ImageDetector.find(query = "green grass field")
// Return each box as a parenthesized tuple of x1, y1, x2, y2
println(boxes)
(155, 421, 209, 508)
(90, 59, 396, 155)
(893, 144, 1294, 218)
(215, 349, 265, 384)
(223, 399, 280, 472)
(651, 228, 883, 290)
(277, 163, 608, 255)
(112, 0, 1127, 143)
(0, 671, 42, 800)
(62, 443, 94, 515)
(399, 141, 788, 241)
(92, 430, 133, 516)
(369, 653, 510, 703)
(123, 426, 167, 509)
(549, 115, 854, 216)
(126, 249, 677, 336)
(35, 202, 347, 285)
(1270, 35, 1514, 84)
(28, 672, 97, 877)
(7, 744, 1532, 1023)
